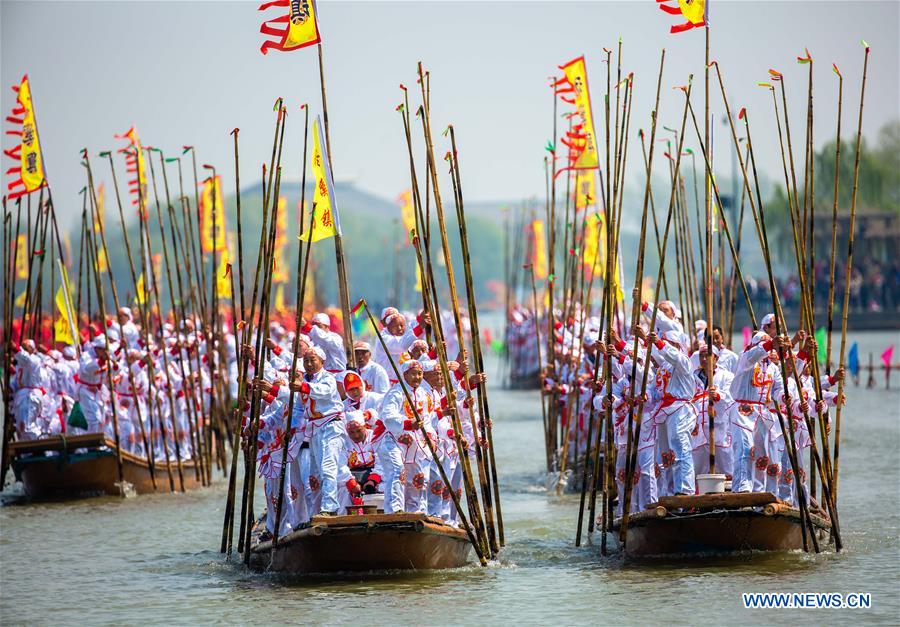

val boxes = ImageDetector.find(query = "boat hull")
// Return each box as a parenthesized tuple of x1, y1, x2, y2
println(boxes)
(610, 492, 832, 557)
(249, 513, 473, 574)
(10, 434, 203, 500)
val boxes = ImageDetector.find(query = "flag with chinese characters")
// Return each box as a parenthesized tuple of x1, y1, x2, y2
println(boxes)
(299, 116, 340, 243)
(4, 75, 47, 201)
(259, 0, 321, 55)
(658, 0, 707, 34)
(398, 189, 416, 238)
(553, 56, 600, 173)
(199, 175, 227, 253)
(115, 127, 149, 211)
(530, 220, 548, 280)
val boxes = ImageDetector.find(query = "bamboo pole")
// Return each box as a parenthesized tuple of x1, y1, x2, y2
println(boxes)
(236, 102, 286, 555)
(315, 43, 355, 367)
(833, 43, 870, 504)
(448, 126, 503, 550)
(415, 62, 490, 556)
(84, 154, 156, 488)
(222, 127, 245, 554)
(620, 78, 693, 547)
(272, 104, 311, 547)
(81, 165, 126, 491)
(826, 67, 843, 374)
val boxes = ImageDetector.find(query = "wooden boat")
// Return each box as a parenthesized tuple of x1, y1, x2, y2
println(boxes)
(248, 512, 474, 574)
(610, 491, 832, 557)
(9, 433, 203, 500)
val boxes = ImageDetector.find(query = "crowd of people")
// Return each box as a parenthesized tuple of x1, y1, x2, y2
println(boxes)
(10, 307, 216, 461)
(244, 307, 486, 540)
(535, 301, 846, 515)
(8, 304, 487, 541)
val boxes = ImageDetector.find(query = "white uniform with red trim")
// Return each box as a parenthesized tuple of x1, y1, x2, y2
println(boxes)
(13, 348, 50, 440)
(299, 368, 345, 514)
(76, 350, 110, 434)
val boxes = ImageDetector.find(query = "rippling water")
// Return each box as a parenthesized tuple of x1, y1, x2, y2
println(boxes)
(2, 331, 898, 625)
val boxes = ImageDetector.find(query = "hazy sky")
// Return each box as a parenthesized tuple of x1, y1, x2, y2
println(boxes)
(2, 1, 898, 231)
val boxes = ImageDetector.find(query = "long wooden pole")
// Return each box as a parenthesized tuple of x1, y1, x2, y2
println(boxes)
(833, 43, 870, 504)
(825, 67, 843, 373)
(620, 79, 693, 547)
(315, 43, 355, 367)
(448, 127, 503, 550)
(272, 104, 311, 547)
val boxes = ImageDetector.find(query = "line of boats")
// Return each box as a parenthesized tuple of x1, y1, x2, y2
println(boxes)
(5, 423, 834, 574)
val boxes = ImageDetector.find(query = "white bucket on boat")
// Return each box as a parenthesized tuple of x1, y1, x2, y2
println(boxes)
(363, 493, 384, 511)
(696, 473, 727, 494)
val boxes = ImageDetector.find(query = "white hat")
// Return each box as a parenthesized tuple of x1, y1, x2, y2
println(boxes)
(119, 307, 133, 319)
(298, 333, 312, 345)
(748, 331, 769, 348)
(62, 346, 77, 359)
(761, 313, 776, 328)
(312, 313, 330, 326)
(353, 340, 371, 352)
(401, 359, 423, 374)
(92, 335, 108, 349)
(420, 359, 440, 372)
(309, 345, 326, 360)
(380, 307, 399, 323)
(345, 410, 365, 426)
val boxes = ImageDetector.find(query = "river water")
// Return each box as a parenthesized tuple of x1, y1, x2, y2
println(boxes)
(1, 330, 898, 625)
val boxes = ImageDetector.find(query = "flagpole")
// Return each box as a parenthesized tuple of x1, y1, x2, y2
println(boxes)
(315, 42, 355, 367)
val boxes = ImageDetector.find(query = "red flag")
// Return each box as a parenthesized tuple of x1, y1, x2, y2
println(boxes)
(881, 345, 894, 368)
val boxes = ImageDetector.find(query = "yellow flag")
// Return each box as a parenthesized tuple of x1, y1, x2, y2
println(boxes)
(15, 234, 28, 279)
(56, 261, 78, 345)
(274, 283, 285, 310)
(54, 285, 74, 344)
(299, 117, 340, 243)
(531, 220, 548, 280)
(93, 184, 107, 272)
(94, 183, 106, 233)
(575, 170, 596, 211)
(14, 288, 27, 308)
(216, 247, 233, 299)
(398, 189, 416, 237)
(258, 0, 322, 54)
(555, 57, 600, 171)
(414, 264, 423, 293)
(271, 197, 289, 283)
(96, 247, 108, 274)
(134, 273, 149, 305)
(4, 75, 47, 200)
(200, 175, 227, 253)
(583, 212, 602, 276)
